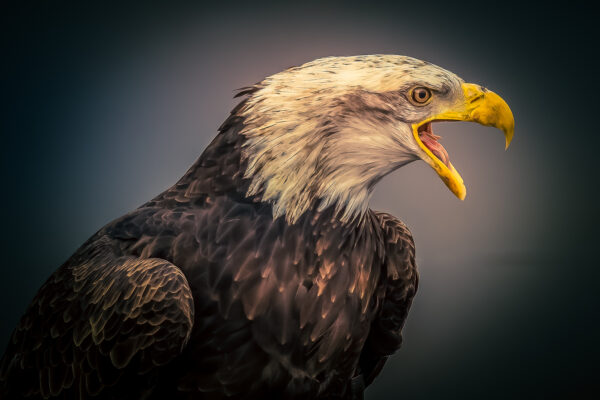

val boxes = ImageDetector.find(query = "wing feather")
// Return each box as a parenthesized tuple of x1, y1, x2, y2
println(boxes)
(0, 236, 194, 399)
(358, 211, 419, 387)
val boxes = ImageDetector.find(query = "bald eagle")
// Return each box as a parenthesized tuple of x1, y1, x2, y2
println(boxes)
(0, 55, 513, 399)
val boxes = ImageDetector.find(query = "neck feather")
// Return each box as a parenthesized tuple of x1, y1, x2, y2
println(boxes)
(239, 114, 416, 224)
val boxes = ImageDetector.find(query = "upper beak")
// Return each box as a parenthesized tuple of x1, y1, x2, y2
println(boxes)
(412, 83, 514, 200)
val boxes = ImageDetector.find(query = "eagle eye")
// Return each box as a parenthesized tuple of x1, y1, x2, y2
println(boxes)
(410, 87, 432, 105)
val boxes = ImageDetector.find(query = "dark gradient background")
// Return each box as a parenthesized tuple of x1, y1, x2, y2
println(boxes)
(1, 1, 598, 399)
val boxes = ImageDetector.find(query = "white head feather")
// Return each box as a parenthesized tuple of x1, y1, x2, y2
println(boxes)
(238, 55, 463, 223)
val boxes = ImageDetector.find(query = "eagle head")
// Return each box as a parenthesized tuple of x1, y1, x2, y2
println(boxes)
(237, 55, 514, 223)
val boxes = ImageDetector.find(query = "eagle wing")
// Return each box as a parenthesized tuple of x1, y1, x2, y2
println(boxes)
(357, 211, 418, 388)
(0, 236, 194, 399)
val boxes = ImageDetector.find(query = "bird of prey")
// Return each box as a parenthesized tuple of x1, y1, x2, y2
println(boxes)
(0, 55, 514, 400)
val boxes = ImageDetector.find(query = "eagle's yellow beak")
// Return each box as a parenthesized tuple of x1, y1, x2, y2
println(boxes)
(412, 83, 514, 200)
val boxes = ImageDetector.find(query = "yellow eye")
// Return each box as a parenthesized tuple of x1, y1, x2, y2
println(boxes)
(410, 87, 432, 105)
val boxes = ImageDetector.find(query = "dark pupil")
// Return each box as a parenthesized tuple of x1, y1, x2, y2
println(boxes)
(418, 91, 426, 98)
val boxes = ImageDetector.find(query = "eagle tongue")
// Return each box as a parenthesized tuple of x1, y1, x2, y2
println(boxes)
(419, 124, 450, 167)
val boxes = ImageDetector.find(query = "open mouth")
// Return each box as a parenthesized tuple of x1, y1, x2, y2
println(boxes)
(417, 122, 450, 167)
(409, 83, 513, 201)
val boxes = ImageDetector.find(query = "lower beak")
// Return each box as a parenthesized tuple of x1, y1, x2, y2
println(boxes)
(412, 83, 515, 200)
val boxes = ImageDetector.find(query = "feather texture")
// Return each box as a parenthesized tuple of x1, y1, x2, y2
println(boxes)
(0, 237, 194, 399)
